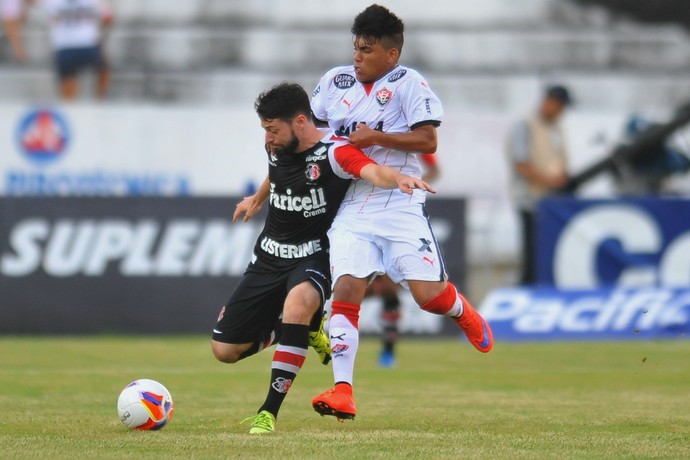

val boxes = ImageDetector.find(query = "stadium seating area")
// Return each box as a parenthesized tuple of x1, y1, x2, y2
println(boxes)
(1, 0, 689, 111)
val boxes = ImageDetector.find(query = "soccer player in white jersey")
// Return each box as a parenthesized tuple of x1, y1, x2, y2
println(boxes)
(1, 0, 113, 100)
(310, 4, 494, 421)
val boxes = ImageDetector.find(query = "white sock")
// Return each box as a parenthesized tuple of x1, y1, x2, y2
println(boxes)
(448, 295, 465, 318)
(329, 313, 359, 386)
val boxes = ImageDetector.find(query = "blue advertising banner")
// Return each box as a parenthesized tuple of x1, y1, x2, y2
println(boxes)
(480, 287, 690, 341)
(536, 197, 690, 288)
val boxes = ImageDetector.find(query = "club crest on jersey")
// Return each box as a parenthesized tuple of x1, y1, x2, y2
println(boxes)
(388, 69, 407, 82)
(305, 163, 321, 181)
(376, 88, 393, 106)
(334, 74, 356, 89)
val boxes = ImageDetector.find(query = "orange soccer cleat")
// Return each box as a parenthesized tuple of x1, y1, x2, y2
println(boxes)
(312, 388, 357, 421)
(454, 294, 494, 353)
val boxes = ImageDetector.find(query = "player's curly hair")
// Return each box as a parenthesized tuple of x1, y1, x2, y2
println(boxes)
(254, 82, 312, 122)
(351, 4, 404, 52)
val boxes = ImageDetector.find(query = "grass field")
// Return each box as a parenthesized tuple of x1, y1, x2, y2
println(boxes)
(1, 336, 689, 459)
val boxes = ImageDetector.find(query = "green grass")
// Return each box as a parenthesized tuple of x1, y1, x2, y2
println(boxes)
(1, 336, 689, 459)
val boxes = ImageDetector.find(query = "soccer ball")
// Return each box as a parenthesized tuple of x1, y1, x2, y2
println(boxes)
(117, 379, 174, 430)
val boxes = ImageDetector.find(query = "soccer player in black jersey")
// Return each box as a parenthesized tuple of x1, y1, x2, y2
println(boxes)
(210, 82, 433, 434)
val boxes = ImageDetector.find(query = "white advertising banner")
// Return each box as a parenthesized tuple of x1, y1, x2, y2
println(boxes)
(1, 102, 654, 199)
(1, 103, 266, 196)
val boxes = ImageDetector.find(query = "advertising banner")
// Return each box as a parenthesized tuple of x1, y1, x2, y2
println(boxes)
(0, 104, 265, 196)
(0, 197, 465, 334)
(2, 104, 640, 201)
(481, 287, 690, 341)
(536, 197, 690, 288)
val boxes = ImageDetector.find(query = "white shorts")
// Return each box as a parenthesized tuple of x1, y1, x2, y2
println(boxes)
(328, 203, 447, 288)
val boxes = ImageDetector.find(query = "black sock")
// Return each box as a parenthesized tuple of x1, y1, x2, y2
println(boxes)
(381, 295, 400, 353)
(308, 308, 323, 333)
(258, 323, 309, 418)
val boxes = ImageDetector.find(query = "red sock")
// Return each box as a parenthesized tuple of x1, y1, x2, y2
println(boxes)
(420, 284, 458, 316)
(331, 301, 360, 328)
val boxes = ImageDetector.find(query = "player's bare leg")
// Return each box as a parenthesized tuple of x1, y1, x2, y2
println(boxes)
(96, 67, 110, 99)
(211, 341, 257, 364)
(59, 77, 78, 100)
(212, 318, 280, 363)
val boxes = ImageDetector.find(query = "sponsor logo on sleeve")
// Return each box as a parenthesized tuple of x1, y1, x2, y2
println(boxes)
(387, 69, 407, 82)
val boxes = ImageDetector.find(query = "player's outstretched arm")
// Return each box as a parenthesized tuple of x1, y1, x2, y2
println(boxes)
(359, 164, 436, 195)
(349, 123, 438, 153)
(233, 177, 270, 223)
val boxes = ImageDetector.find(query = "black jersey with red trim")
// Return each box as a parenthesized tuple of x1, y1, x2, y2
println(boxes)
(253, 133, 374, 266)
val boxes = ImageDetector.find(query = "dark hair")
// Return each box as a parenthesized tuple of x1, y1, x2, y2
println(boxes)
(351, 4, 404, 52)
(254, 82, 312, 121)
(545, 85, 573, 106)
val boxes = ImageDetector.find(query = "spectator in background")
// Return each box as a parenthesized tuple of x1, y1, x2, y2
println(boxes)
(1, 0, 113, 100)
(366, 153, 441, 368)
(1, 0, 29, 62)
(506, 84, 572, 285)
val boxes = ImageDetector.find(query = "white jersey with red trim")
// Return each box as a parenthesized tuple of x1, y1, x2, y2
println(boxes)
(311, 64, 443, 214)
(40, 0, 112, 50)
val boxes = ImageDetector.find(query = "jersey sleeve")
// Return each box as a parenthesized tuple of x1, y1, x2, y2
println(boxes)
(329, 143, 376, 179)
(401, 70, 443, 129)
(420, 153, 437, 167)
(310, 71, 331, 124)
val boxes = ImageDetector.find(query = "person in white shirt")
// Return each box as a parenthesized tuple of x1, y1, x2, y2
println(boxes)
(1, 0, 113, 100)
(310, 4, 494, 422)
